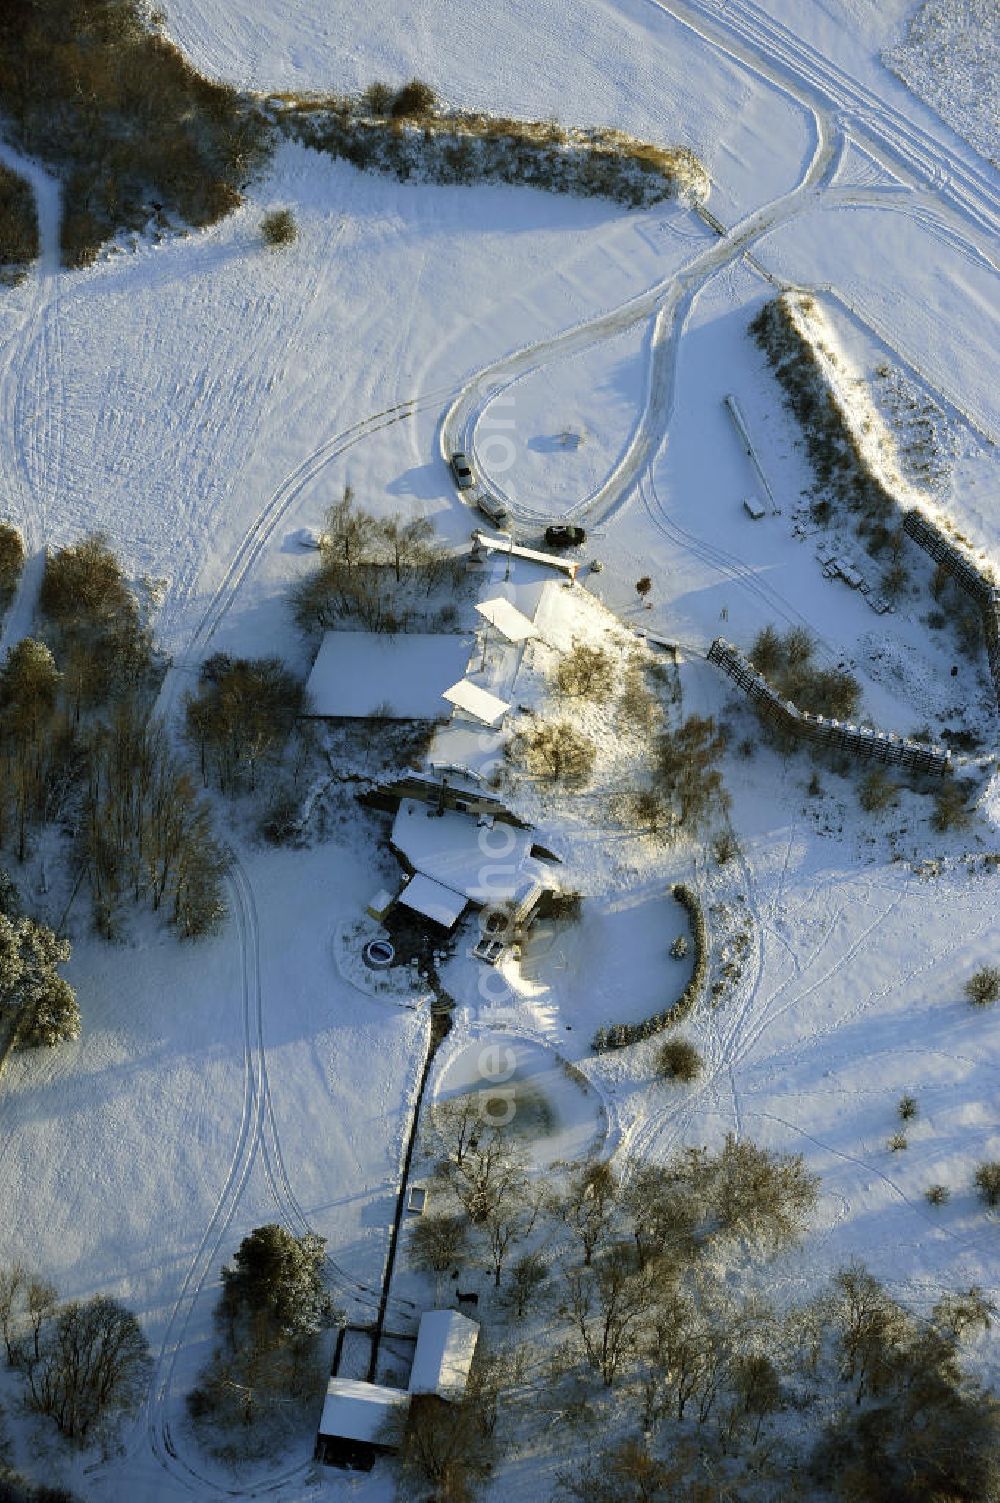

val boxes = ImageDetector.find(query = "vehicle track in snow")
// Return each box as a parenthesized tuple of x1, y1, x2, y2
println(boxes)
(643, 0, 1000, 244)
(154, 383, 452, 723)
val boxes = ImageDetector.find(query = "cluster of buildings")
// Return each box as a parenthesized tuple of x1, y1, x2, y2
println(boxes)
(316, 1308, 480, 1470)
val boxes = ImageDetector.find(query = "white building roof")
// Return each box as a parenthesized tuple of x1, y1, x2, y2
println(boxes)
(472, 532, 578, 578)
(318, 1378, 410, 1443)
(475, 597, 538, 643)
(392, 798, 544, 907)
(397, 873, 468, 930)
(442, 679, 510, 727)
(304, 632, 474, 720)
(409, 1310, 480, 1400)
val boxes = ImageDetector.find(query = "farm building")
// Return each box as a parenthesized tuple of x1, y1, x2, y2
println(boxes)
(315, 1310, 480, 1470)
(408, 1309, 480, 1400)
(314, 1377, 410, 1471)
(303, 631, 475, 720)
(390, 795, 558, 943)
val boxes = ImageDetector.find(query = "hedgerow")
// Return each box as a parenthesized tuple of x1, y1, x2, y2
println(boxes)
(592, 883, 708, 1051)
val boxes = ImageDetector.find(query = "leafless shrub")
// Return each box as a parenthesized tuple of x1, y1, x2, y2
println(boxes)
(511, 720, 596, 785)
(655, 1037, 702, 1082)
(964, 966, 1000, 1008)
(261, 208, 296, 245)
(556, 641, 614, 701)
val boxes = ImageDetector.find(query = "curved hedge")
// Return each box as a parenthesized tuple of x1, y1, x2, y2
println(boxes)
(282, 104, 707, 209)
(592, 883, 707, 1052)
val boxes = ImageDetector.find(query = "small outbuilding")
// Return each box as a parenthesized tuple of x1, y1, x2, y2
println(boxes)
(408, 1310, 480, 1401)
(315, 1377, 410, 1471)
(442, 678, 511, 728)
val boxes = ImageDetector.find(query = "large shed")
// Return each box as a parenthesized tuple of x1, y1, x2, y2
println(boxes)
(304, 632, 474, 720)
(409, 1310, 480, 1400)
(315, 1377, 410, 1471)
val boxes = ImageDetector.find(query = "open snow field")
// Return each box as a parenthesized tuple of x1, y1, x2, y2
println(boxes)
(1, 0, 998, 1497)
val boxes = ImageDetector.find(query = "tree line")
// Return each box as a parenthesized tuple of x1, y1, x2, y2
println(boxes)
(0, 535, 226, 942)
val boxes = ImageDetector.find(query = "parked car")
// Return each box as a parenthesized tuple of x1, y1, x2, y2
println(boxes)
(545, 523, 586, 548)
(477, 494, 511, 529)
(449, 450, 475, 489)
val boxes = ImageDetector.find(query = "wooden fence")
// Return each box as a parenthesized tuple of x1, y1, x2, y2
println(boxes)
(707, 638, 952, 776)
(902, 510, 1000, 709)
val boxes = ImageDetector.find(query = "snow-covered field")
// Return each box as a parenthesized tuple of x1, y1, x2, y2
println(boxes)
(1, 0, 998, 1498)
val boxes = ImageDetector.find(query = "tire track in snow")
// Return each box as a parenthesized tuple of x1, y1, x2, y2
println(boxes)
(155, 385, 451, 724)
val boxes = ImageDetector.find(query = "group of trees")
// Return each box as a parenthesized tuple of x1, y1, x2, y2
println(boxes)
(292, 487, 458, 635)
(0, 1264, 149, 1445)
(0, 0, 268, 266)
(80, 703, 226, 940)
(0, 536, 226, 941)
(749, 625, 861, 722)
(184, 654, 305, 795)
(407, 1111, 1000, 1502)
(189, 1224, 338, 1453)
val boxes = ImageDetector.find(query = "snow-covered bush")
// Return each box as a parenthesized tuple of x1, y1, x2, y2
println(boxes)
(964, 966, 1000, 1007)
(260, 207, 296, 246)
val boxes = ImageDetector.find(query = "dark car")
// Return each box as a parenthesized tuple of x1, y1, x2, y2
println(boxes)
(449, 451, 475, 489)
(544, 524, 586, 548)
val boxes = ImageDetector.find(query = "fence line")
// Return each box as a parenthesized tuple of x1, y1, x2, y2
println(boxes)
(707, 638, 951, 777)
(902, 510, 1000, 709)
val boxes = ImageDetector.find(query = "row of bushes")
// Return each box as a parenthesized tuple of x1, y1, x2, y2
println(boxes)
(592, 882, 708, 1051)
(280, 91, 707, 209)
(0, 167, 39, 283)
(750, 294, 899, 530)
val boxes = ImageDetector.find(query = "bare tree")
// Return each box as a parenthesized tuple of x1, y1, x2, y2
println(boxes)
(832, 1262, 912, 1403)
(556, 641, 614, 701)
(565, 1242, 653, 1388)
(26, 1277, 57, 1361)
(553, 1159, 618, 1267)
(0, 1263, 26, 1363)
(24, 1295, 151, 1441)
(408, 1213, 469, 1276)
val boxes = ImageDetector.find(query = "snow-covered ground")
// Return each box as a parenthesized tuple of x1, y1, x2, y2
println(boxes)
(1, 0, 998, 1497)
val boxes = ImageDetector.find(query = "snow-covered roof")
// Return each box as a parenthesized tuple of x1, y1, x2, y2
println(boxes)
(409, 1310, 480, 1400)
(476, 597, 538, 643)
(318, 1379, 410, 1443)
(472, 531, 578, 578)
(304, 632, 474, 719)
(397, 873, 468, 930)
(442, 679, 511, 727)
(392, 799, 545, 907)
